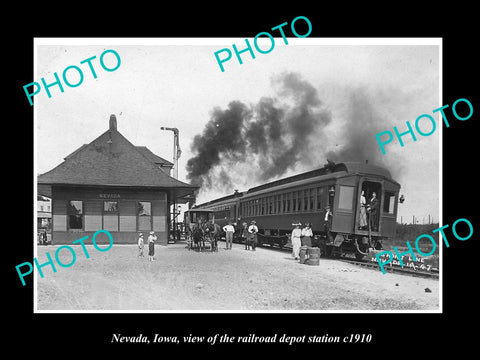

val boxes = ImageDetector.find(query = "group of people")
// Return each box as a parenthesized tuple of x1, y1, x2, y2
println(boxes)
(207, 219, 260, 251)
(359, 190, 379, 231)
(241, 220, 259, 251)
(137, 231, 157, 261)
(186, 219, 260, 251)
(290, 222, 314, 260)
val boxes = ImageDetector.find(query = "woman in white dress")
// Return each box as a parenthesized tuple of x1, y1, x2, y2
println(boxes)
(359, 190, 367, 229)
(291, 223, 302, 260)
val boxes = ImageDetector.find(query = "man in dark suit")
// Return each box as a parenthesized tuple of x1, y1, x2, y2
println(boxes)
(368, 192, 379, 231)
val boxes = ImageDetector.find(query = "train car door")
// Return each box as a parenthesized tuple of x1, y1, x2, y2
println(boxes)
(357, 179, 383, 233)
(379, 181, 399, 237)
(331, 182, 356, 233)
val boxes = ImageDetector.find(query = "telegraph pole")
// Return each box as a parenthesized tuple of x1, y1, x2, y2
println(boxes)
(160, 127, 181, 179)
(160, 127, 182, 242)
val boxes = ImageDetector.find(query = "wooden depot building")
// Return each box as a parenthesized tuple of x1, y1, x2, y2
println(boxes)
(37, 115, 198, 245)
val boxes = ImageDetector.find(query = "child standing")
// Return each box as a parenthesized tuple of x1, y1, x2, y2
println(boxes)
(137, 232, 145, 257)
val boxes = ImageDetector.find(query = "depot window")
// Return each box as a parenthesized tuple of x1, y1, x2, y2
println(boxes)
(68, 200, 83, 230)
(138, 201, 152, 231)
(103, 201, 118, 212)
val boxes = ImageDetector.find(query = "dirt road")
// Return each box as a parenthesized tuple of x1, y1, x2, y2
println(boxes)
(36, 242, 439, 311)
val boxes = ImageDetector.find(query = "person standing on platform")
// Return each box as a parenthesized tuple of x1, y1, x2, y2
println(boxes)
(241, 222, 249, 250)
(301, 223, 313, 247)
(148, 231, 157, 261)
(212, 221, 221, 252)
(291, 223, 302, 260)
(223, 221, 235, 250)
(248, 220, 259, 251)
(324, 206, 333, 244)
(137, 232, 145, 257)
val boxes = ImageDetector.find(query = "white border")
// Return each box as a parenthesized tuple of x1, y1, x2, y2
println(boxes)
(33, 37, 442, 314)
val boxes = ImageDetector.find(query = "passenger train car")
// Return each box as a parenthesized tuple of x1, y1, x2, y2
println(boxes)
(187, 161, 401, 259)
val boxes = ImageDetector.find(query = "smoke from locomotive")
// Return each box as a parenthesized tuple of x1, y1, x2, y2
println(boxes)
(186, 72, 398, 196)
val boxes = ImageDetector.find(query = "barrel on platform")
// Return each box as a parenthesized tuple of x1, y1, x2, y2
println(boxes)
(306, 247, 320, 265)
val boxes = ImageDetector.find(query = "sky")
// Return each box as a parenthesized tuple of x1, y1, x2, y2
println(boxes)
(35, 38, 441, 224)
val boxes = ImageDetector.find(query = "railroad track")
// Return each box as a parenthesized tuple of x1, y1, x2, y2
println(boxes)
(336, 257, 439, 279)
(252, 241, 439, 279)
(217, 238, 440, 279)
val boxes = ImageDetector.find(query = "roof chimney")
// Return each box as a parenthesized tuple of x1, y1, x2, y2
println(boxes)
(109, 114, 117, 130)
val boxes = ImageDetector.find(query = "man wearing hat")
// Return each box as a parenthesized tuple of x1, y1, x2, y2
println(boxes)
(137, 232, 145, 257)
(324, 206, 333, 244)
(247, 220, 259, 251)
(148, 231, 157, 261)
(241, 222, 249, 250)
(223, 221, 235, 250)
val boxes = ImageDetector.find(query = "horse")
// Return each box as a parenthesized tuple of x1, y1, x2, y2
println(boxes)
(191, 223, 205, 252)
(203, 222, 219, 252)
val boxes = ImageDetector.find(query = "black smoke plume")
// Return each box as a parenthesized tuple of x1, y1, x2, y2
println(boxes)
(186, 72, 332, 193)
(325, 87, 403, 180)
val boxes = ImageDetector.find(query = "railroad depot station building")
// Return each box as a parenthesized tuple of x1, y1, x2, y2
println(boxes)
(37, 115, 198, 245)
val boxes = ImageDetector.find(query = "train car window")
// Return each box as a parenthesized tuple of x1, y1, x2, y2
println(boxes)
(338, 186, 354, 210)
(304, 190, 309, 211)
(316, 187, 324, 210)
(292, 192, 297, 212)
(383, 192, 396, 214)
(309, 189, 314, 211)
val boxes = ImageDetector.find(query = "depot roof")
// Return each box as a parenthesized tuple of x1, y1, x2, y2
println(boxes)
(37, 115, 197, 199)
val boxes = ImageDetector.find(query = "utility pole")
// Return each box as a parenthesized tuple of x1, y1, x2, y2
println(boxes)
(160, 127, 182, 243)
(160, 127, 181, 179)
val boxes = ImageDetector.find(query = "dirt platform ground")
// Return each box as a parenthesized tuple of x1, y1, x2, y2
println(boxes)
(35, 242, 440, 311)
